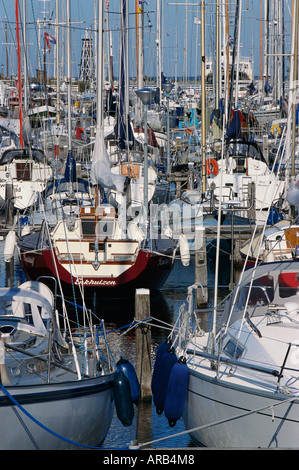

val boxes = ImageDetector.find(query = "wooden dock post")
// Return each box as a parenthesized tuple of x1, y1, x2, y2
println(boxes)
(135, 288, 152, 402)
(5, 180, 14, 227)
(248, 182, 256, 222)
(195, 226, 208, 307)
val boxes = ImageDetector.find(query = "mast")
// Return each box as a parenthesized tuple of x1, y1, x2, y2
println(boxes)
(15, 0, 23, 148)
(184, 0, 188, 84)
(234, 0, 242, 109)
(215, 0, 220, 106)
(5, 19, 8, 78)
(116, 0, 131, 151)
(201, 0, 206, 193)
(136, 0, 144, 90)
(66, 0, 72, 152)
(56, 0, 61, 125)
(264, 0, 270, 83)
(259, 0, 263, 81)
(227, 0, 241, 124)
(22, 0, 28, 112)
(224, 1, 230, 107)
(291, 0, 299, 179)
(282, 0, 285, 96)
(156, 0, 162, 95)
(97, 0, 104, 131)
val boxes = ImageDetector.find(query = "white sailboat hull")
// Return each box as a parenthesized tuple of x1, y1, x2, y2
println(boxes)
(0, 180, 49, 210)
(184, 369, 299, 448)
(0, 375, 114, 450)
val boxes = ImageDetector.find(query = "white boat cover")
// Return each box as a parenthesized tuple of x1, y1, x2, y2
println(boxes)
(90, 127, 126, 193)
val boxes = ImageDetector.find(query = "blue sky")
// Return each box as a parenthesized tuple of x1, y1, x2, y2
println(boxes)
(0, 0, 293, 81)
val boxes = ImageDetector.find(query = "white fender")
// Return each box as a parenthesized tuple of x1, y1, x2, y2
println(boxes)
(4, 230, 16, 262)
(179, 233, 190, 266)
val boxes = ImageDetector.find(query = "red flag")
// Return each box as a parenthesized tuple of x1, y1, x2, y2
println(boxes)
(45, 32, 56, 50)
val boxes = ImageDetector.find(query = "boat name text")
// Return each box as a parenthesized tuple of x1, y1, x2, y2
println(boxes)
(75, 279, 116, 286)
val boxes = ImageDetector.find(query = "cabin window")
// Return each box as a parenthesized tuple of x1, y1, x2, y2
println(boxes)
(82, 218, 115, 238)
(234, 157, 246, 174)
(82, 220, 96, 236)
(89, 242, 105, 252)
(16, 162, 32, 181)
(24, 303, 34, 325)
(224, 339, 244, 359)
(278, 273, 299, 298)
(96, 219, 114, 238)
(237, 275, 274, 308)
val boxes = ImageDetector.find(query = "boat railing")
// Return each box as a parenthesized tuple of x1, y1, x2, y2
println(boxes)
(186, 347, 282, 379)
(276, 341, 299, 392)
(209, 182, 255, 212)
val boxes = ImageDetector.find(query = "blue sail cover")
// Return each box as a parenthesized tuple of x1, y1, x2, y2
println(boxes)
(226, 110, 241, 141)
(64, 150, 77, 182)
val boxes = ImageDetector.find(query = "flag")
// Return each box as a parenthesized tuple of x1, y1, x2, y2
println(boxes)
(138, 0, 146, 13)
(228, 35, 235, 47)
(45, 32, 56, 50)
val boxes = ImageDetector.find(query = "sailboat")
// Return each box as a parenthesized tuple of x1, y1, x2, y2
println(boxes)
(240, 219, 299, 265)
(154, 257, 299, 448)
(42, 150, 94, 218)
(108, 0, 160, 209)
(17, 126, 175, 301)
(204, 138, 285, 224)
(0, 278, 115, 450)
(0, 3, 53, 214)
(17, 0, 176, 302)
(0, 144, 53, 212)
(151, 167, 299, 448)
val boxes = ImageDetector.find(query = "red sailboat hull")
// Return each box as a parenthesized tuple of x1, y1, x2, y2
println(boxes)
(18, 244, 174, 299)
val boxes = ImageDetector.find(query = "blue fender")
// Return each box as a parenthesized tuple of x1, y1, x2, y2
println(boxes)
(116, 357, 140, 404)
(164, 357, 189, 427)
(113, 369, 134, 426)
(151, 345, 177, 414)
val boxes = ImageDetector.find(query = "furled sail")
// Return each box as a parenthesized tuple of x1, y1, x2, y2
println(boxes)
(90, 127, 126, 193)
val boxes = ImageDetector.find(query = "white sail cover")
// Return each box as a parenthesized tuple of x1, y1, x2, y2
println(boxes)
(286, 182, 299, 207)
(90, 127, 126, 193)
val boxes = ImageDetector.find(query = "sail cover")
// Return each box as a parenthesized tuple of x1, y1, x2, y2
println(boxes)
(90, 127, 126, 193)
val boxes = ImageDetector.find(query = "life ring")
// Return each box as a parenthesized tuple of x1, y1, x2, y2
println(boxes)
(271, 124, 281, 135)
(206, 158, 219, 176)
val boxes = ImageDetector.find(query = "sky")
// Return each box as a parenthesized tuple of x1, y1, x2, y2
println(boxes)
(0, 0, 294, 82)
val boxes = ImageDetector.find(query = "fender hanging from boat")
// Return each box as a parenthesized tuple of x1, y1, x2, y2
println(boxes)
(4, 230, 16, 262)
(113, 369, 134, 427)
(151, 345, 177, 415)
(151, 342, 172, 396)
(179, 234, 190, 266)
(116, 357, 140, 404)
(164, 356, 189, 427)
(152, 341, 172, 368)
